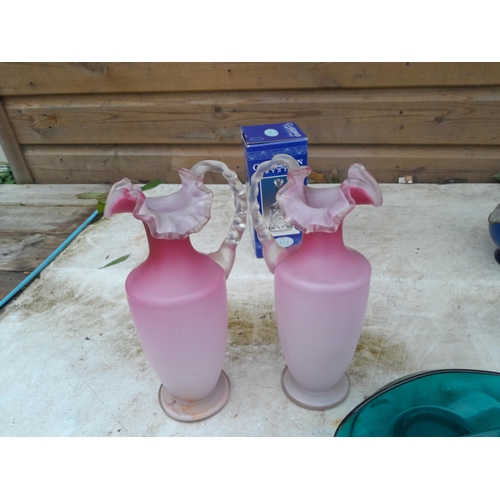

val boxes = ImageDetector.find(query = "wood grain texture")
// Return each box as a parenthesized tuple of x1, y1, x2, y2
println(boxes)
(22, 144, 500, 184)
(6, 87, 500, 146)
(1, 63, 500, 95)
(0, 100, 33, 183)
(0, 271, 27, 298)
(0, 206, 96, 234)
(23, 145, 245, 184)
(309, 145, 500, 183)
(0, 234, 67, 272)
(0, 187, 97, 300)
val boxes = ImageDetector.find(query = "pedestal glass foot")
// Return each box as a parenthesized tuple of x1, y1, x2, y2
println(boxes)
(281, 366, 350, 410)
(158, 370, 230, 422)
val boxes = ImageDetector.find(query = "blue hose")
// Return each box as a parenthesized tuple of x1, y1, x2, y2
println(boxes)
(0, 210, 99, 310)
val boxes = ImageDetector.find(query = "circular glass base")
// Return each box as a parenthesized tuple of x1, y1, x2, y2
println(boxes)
(495, 248, 500, 265)
(391, 406, 472, 437)
(158, 370, 230, 422)
(281, 366, 350, 410)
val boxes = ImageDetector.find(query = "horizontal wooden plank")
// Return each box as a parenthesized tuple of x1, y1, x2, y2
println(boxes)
(23, 145, 245, 184)
(6, 87, 500, 146)
(0, 271, 28, 301)
(0, 183, 111, 205)
(0, 234, 66, 272)
(310, 145, 500, 184)
(22, 144, 500, 184)
(0, 206, 96, 234)
(1, 63, 500, 96)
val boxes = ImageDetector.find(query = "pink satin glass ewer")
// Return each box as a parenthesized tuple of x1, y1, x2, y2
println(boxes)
(249, 154, 383, 410)
(104, 161, 247, 422)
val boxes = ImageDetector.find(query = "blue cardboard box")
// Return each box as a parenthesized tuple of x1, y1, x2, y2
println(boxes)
(241, 122, 308, 258)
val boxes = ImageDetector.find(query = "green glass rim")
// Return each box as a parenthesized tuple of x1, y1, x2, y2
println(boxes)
(334, 368, 500, 437)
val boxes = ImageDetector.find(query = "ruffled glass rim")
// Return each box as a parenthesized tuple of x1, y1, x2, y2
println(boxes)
(277, 164, 383, 233)
(104, 169, 213, 239)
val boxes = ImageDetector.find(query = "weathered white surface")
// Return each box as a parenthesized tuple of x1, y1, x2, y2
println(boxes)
(1, 183, 499, 436)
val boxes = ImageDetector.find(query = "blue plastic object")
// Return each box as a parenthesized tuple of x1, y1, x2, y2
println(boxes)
(488, 203, 500, 264)
(489, 223, 500, 264)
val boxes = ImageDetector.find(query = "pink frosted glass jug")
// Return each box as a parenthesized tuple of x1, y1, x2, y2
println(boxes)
(249, 154, 383, 410)
(104, 161, 247, 422)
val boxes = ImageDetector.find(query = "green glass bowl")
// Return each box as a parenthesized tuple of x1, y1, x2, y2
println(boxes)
(335, 369, 500, 437)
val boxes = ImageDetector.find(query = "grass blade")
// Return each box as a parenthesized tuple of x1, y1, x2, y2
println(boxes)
(100, 254, 130, 269)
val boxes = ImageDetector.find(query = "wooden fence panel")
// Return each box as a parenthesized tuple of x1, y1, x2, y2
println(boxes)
(1, 63, 500, 184)
(23, 144, 500, 184)
(5, 87, 500, 147)
(23, 145, 244, 184)
(1, 63, 500, 96)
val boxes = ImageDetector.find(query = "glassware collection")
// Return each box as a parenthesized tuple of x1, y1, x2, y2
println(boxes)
(104, 151, 383, 422)
(103, 123, 500, 435)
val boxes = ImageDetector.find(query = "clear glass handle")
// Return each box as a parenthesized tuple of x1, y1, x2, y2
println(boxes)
(189, 160, 247, 279)
(247, 154, 301, 273)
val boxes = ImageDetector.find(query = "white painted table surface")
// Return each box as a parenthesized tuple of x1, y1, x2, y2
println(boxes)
(1, 183, 499, 437)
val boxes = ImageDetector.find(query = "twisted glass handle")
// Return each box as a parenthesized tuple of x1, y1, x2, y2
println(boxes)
(189, 160, 247, 279)
(247, 154, 301, 273)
